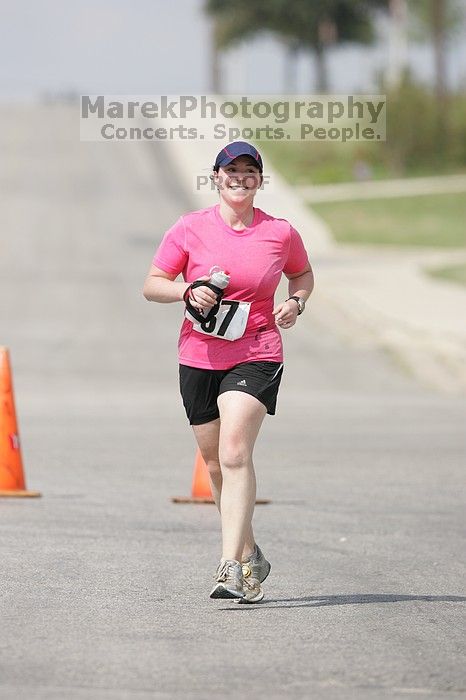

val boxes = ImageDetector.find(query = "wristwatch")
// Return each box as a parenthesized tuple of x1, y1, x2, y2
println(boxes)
(287, 296, 305, 315)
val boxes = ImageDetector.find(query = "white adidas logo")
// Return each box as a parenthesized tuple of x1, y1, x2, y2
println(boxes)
(237, 379, 247, 386)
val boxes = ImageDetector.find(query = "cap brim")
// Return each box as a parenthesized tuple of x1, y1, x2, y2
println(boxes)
(216, 153, 262, 171)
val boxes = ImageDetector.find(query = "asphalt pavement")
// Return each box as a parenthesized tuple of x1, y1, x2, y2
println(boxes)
(0, 104, 465, 699)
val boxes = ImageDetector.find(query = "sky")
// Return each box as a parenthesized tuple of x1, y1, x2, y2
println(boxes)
(0, 0, 465, 100)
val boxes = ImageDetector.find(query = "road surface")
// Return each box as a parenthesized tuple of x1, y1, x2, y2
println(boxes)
(0, 104, 465, 699)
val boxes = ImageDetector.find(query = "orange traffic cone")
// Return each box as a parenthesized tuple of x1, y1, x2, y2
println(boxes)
(172, 449, 215, 503)
(0, 347, 41, 497)
(171, 448, 270, 504)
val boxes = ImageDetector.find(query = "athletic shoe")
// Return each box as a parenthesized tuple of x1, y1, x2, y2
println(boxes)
(234, 544, 270, 604)
(242, 544, 271, 584)
(237, 575, 264, 604)
(210, 559, 245, 599)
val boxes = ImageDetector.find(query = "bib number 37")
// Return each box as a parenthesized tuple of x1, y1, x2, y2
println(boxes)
(186, 300, 251, 341)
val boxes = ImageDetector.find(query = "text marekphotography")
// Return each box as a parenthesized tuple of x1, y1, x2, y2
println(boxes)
(80, 94, 386, 143)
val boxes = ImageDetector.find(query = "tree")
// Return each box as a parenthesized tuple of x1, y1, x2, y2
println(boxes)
(409, 0, 463, 97)
(386, 0, 408, 89)
(205, 0, 383, 92)
(209, 17, 222, 93)
(409, 0, 465, 153)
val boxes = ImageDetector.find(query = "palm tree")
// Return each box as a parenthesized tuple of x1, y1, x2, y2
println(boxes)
(409, 0, 464, 153)
(431, 0, 448, 103)
(209, 17, 221, 93)
(205, 0, 382, 93)
(283, 37, 300, 94)
(386, 0, 408, 89)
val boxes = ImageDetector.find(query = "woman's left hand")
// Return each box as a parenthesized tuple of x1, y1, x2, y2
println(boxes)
(273, 300, 299, 329)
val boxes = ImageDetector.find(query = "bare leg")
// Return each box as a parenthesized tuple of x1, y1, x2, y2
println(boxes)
(192, 417, 256, 559)
(191, 419, 222, 506)
(217, 391, 266, 562)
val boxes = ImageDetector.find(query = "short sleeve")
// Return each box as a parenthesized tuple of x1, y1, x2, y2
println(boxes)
(283, 226, 309, 275)
(152, 217, 188, 275)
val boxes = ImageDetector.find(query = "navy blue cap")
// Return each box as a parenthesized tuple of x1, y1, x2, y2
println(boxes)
(214, 141, 263, 172)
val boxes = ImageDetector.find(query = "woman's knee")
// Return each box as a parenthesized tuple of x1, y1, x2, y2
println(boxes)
(219, 443, 251, 470)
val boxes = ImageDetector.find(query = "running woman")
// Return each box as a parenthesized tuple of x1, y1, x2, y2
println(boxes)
(143, 142, 314, 602)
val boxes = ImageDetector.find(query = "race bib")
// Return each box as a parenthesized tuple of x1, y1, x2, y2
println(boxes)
(185, 299, 251, 341)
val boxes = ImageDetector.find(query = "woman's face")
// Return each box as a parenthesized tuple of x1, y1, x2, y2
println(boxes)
(214, 155, 262, 206)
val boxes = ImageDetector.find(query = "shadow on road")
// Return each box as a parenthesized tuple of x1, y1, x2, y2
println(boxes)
(222, 593, 466, 611)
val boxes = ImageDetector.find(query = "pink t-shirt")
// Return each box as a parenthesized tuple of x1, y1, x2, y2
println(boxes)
(152, 204, 309, 370)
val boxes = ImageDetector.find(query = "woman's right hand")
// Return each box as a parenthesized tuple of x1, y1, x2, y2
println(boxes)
(187, 276, 218, 313)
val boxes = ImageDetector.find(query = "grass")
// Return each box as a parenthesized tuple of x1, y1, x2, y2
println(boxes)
(261, 140, 386, 185)
(260, 139, 466, 185)
(256, 86, 466, 185)
(427, 263, 466, 286)
(310, 193, 466, 247)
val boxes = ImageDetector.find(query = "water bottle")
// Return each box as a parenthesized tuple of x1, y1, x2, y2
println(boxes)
(201, 266, 229, 321)
(209, 266, 230, 294)
(185, 266, 230, 324)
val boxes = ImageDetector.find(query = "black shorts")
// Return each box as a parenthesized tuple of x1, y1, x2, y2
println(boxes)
(179, 361, 284, 425)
